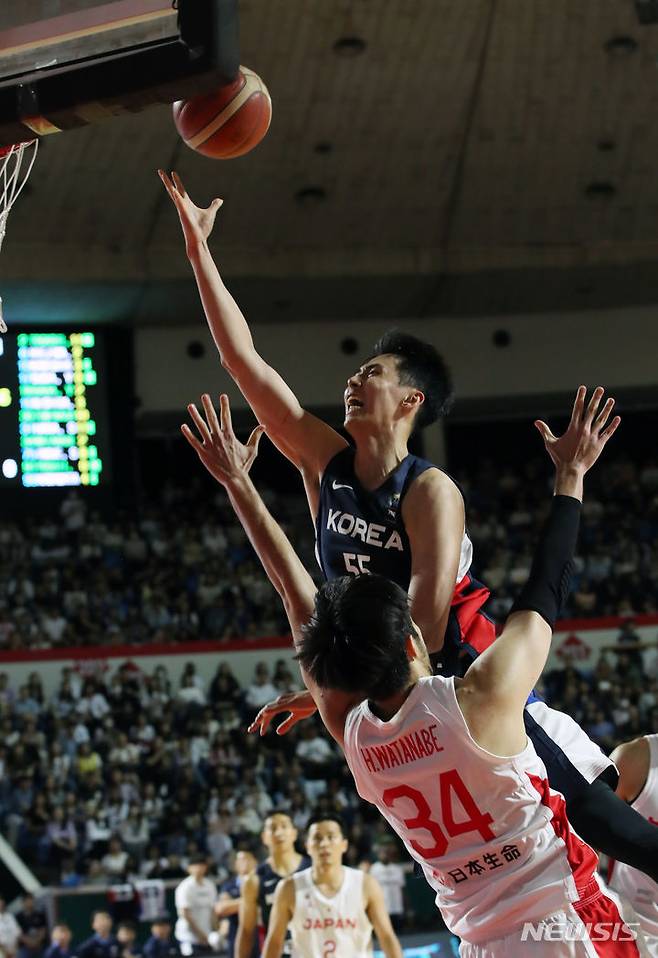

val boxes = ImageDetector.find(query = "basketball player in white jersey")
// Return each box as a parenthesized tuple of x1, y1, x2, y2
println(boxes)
(180, 386, 651, 955)
(263, 814, 402, 958)
(608, 735, 658, 956)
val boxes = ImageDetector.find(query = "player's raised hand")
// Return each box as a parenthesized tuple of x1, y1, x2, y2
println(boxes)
(158, 169, 223, 252)
(182, 393, 264, 487)
(247, 689, 318, 736)
(534, 385, 620, 474)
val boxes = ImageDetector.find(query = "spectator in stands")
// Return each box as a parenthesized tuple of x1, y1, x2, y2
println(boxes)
(101, 836, 130, 880)
(244, 663, 278, 712)
(0, 897, 21, 958)
(369, 844, 407, 934)
(43, 924, 73, 958)
(116, 922, 140, 958)
(142, 917, 180, 958)
(174, 854, 217, 957)
(76, 912, 120, 958)
(15, 893, 47, 958)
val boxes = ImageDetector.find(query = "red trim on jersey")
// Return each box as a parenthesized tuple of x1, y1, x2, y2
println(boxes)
(451, 572, 494, 654)
(573, 889, 641, 957)
(527, 772, 599, 895)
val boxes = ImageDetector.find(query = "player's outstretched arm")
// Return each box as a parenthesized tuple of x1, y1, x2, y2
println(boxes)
(364, 874, 404, 958)
(183, 395, 359, 743)
(261, 879, 294, 958)
(234, 872, 259, 958)
(160, 170, 346, 479)
(459, 387, 620, 740)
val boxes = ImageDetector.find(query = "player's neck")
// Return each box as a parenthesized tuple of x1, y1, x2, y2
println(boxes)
(311, 862, 344, 892)
(352, 430, 409, 490)
(369, 660, 430, 720)
(270, 849, 300, 875)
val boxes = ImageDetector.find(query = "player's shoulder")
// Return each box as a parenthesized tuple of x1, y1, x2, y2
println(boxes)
(402, 463, 463, 513)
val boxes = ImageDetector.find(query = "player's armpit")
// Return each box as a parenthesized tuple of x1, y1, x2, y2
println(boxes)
(610, 736, 650, 804)
(364, 874, 403, 958)
(261, 879, 294, 958)
(402, 469, 465, 655)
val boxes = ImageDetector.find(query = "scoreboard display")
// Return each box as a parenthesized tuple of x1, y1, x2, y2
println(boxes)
(0, 330, 112, 488)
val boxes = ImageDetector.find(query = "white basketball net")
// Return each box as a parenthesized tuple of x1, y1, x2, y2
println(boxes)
(0, 139, 39, 333)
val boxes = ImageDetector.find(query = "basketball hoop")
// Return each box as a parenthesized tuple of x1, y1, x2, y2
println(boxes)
(0, 139, 39, 333)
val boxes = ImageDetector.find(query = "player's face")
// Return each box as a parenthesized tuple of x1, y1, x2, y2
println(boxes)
(92, 914, 112, 938)
(306, 821, 348, 868)
(235, 850, 256, 876)
(344, 354, 419, 434)
(261, 814, 297, 852)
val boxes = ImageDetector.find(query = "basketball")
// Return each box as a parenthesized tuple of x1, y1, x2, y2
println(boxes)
(173, 65, 271, 159)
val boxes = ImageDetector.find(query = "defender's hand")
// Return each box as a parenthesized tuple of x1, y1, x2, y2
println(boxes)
(535, 386, 620, 475)
(158, 169, 223, 251)
(248, 690, 318, 736)
(182, 393, 264, 487)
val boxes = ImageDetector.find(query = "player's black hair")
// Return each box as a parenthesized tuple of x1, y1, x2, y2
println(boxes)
(306, 812, 347, 836)
(296, 575, 415, 701)
(367, 329, 454, 428)
(262, 809, 295, 827)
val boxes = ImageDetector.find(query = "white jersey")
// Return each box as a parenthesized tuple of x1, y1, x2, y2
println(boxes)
(289, 866, 373, 958)
(343, 675, 602, 946)
(174, 875, 217, 945)
(609, 734, 658, 955)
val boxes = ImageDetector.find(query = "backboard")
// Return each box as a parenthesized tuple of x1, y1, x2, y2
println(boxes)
(0, 0, 240, 147)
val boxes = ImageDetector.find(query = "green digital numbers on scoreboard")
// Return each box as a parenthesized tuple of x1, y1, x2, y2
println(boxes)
(16, 331, 104, 488)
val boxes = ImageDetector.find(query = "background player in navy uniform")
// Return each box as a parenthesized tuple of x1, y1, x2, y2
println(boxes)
(215, 850, 258, 958)
(235, 812, 310, 958)
(76, 913, 120, 958)
(184, 390, 658, 886)
(142, 917, 181, 958)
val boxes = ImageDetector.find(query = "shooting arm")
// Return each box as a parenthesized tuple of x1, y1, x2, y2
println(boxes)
(188, 244, 345, 474)
(403, 469, 465, 656)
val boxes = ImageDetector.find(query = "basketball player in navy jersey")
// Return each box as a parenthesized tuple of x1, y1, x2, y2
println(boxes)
(235, 811, 310, 958)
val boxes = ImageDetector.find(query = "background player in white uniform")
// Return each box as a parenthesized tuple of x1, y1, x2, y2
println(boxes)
(181, 386, 651, 956)
(263, 814, 402, 958)
(608, 735, 658, 956)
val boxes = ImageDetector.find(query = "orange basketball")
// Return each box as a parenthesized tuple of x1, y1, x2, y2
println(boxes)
(173, 66, 271, 159)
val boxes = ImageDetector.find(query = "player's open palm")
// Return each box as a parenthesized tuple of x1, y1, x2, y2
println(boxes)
(535, 385, 620, 474)
(248, 690, 318, 736)
(182, 393, 264, 487)
(158, 169, 222, 250)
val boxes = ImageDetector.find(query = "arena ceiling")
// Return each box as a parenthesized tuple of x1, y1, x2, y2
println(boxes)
(4, 0, 658, 325)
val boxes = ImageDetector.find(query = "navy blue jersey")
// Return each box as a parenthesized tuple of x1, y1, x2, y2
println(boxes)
(316, 447, 469, 588)
(257, 855, 311, 951)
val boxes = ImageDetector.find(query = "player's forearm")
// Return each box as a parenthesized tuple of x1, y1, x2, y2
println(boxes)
(261, 931, 284, 958)
(379, 934, 403, 958)
(188, 242, 257, 373)
(236, 927, 257, 958)
(554, 464, 584, 501)
(225, 474, 317, 626)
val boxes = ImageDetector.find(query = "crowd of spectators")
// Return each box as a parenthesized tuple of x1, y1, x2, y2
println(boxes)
(0, 656, 394, 890)
(1, 452, 657, 653)
(455, 453, 658, 621)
